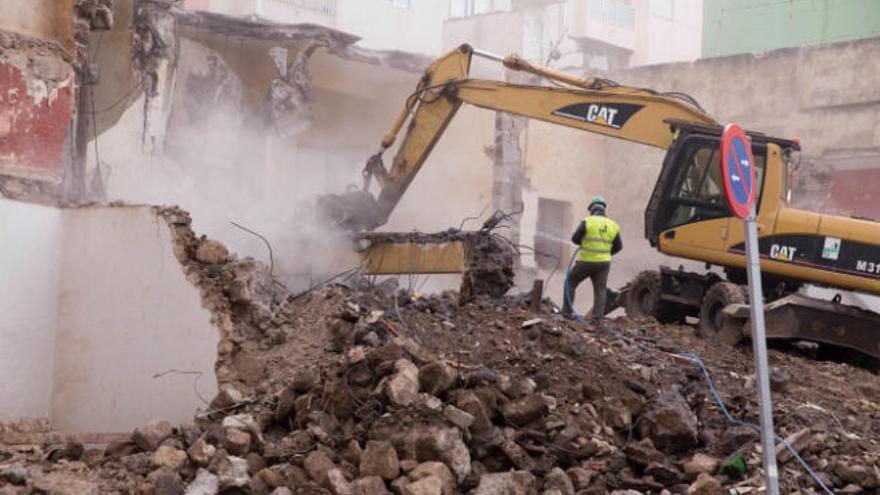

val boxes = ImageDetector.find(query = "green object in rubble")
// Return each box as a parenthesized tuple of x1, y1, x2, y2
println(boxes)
(722, 453, 748, 478)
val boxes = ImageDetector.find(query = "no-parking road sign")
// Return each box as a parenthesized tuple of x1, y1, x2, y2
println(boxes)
(720, 124, 757, 219)
(720, 123, 779, 495)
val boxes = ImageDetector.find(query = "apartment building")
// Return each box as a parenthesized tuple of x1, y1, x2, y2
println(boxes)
(183, 0, 703, 66)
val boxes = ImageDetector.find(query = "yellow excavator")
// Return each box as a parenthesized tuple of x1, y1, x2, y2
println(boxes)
(319, 44, 880, 364)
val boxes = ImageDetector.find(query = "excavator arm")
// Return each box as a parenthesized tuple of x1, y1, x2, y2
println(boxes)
(319, 44, 717, 231)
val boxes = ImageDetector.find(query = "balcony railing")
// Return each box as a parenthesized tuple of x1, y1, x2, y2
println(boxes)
(589, 0, 634, 30)
(270, 0, 336, 16)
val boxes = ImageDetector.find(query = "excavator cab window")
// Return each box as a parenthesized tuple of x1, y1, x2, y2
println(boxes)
(648, 134, 767, 239)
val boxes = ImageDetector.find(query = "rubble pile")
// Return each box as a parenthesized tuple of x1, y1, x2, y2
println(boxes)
(1, 210, 878, 494)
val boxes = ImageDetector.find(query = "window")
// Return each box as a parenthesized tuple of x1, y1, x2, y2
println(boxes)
(663, 138, 766, 229)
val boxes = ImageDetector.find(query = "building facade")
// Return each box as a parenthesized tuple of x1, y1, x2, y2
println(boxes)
(703, 0, 880, 57)
(183, 0, 448, 55)
(183, 0, 704, 65)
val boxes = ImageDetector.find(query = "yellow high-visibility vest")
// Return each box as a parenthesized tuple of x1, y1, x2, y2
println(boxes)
(579, 215, 620, 262)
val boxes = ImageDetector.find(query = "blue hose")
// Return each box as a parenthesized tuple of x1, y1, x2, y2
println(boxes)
(563, 249, 834, 495)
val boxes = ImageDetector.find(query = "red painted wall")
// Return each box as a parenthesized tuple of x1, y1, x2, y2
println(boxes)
(825, 168, 880, 221)
(0, 60, 74, 174)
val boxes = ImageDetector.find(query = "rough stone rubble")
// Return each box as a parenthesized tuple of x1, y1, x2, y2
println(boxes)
(1, 206, 878, 495)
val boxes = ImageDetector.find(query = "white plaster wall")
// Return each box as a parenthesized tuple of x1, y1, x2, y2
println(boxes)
(51, 206, 218, 433)
(0, 199, 62, 422)
(336, 0, 448, 55)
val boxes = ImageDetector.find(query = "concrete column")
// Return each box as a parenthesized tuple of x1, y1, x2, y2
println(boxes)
(491, 70, 529, 246)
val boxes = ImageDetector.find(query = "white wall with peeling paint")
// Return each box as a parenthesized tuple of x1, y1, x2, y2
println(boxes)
(0, 199, 62, 423)
(0, 203, 219, 433)
(51, 206, 219, 433)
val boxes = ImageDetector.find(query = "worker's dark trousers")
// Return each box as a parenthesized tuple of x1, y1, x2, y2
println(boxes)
(563, 260, 611, 319)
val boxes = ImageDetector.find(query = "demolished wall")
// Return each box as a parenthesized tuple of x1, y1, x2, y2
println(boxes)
(0, 204, 222, 435)
(52, 206, 220, 433)
(82, 3, 495, 296)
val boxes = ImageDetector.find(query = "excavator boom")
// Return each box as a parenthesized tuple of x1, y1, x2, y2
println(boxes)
(319, 44, 716, 231)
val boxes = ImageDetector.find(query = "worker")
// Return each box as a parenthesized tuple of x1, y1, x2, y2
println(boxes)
(562, 196, 622, 321)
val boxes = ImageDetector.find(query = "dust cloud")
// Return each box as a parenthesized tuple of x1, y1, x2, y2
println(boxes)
(91, 41, 367, 292)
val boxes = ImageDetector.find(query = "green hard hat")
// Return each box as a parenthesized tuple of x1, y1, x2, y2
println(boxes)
(589, 196, 607, 209)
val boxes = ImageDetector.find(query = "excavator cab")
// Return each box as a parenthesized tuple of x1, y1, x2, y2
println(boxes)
(646, 127, 768, 248)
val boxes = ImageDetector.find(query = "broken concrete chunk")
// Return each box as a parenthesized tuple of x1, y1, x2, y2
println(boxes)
(500, 394, 549, 426)
(454, 391, 493, 434)
(634, 389, 698, 454)
(685, 472, 724, 495)
(499, 439, 535, 471)
(402, 475, 443, 495)
(147, 468, 184, 495)
(418, 361, 459, 396)
(223, 427, 252, 456)
(460, 232, 516, 302)
(471, 470, 536, 495)
(832, 461, 878, 489)
(413, 426, 471, 483)
(442, 404, 474, 430)
(304, 450, 336, 486)
(195, 239, 229, 264)
(391, 476, 411, 495)
(216, 454, 251, 489)
(421, 394, 444, 412)
(543, 467, 574, 495)
(151, 445, 188, 471)
(341, 439, 364, 466)
(133, 419, 174, 452)
(645, 462, 682, 485)
(395, 337, 437, 365)
(498, 375, 537, 399)
(409, 462, 456, 495)
(384, 359, 420, 407)
(566, 467, 593, 490)
(187, 438, 216, 467)
(683, 453, 719, 478)
(624, 438, 664, 467)
(348, 345, 367, 364)
(352, 476, 391, 495)
(360, 440, 400, 481)
(122, 452, 153, 475)
(327, 467, 354, 495)
(184, 468, 219, 495)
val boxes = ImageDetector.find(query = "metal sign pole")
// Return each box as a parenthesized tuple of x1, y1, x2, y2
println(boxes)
(743, 207, 780, 495)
